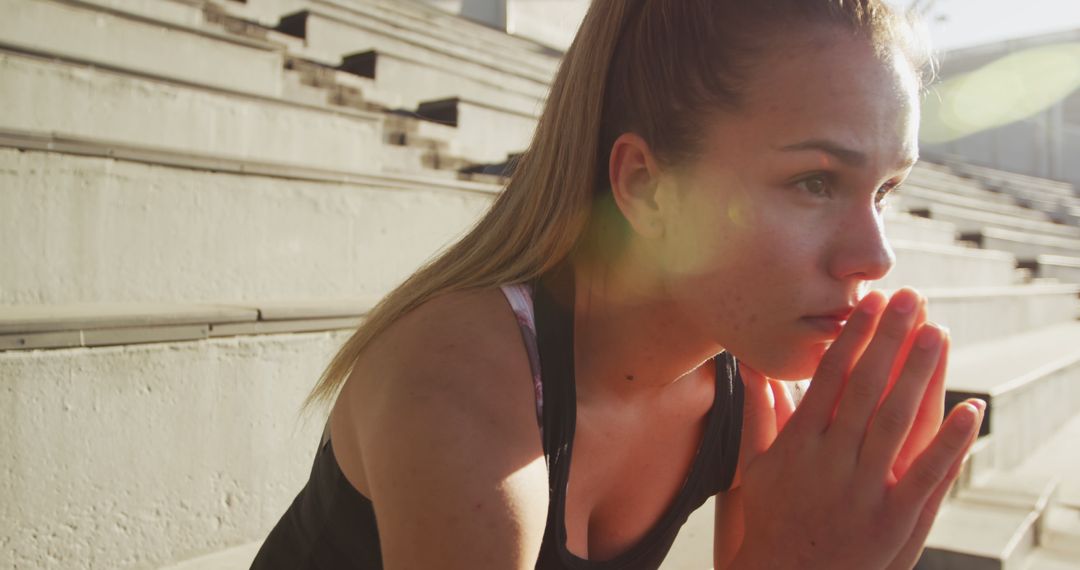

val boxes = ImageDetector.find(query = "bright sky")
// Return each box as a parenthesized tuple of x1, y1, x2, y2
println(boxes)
(894, 0, 1080, 51)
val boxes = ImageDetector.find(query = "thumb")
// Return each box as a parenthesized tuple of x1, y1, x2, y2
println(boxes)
(737, 363, 777, 484)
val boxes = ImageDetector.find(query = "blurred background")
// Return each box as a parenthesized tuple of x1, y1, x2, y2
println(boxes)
(0, 0, 1078, 568)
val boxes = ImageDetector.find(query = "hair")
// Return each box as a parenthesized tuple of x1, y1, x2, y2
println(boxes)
(299, 0, 934, 418)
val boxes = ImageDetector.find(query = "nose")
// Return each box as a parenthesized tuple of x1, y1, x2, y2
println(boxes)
(826, 205, 896, 283)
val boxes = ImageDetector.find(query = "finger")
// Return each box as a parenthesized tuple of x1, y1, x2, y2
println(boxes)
(885, 404, 976, 570)
(770, 380, 796, 434)
(893, 332, 950, 481)
(858, 322, 946, 480)
(829, 288, 923, 445)
(792, 290, 887, 433)
(736, 364, 777, 486)
(883, 297, 928, 407)
(891, 400, 983, 513)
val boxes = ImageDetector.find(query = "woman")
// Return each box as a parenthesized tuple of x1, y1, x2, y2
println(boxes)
(253, 0, 985, 568)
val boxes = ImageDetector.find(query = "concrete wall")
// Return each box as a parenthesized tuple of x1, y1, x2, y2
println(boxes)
(0, 330, 351, 569)
(0, 150, 494, 305)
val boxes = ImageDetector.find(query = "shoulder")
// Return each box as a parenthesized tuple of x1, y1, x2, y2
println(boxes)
(341, 286, 549, 567)
(344, 286, 540, 450)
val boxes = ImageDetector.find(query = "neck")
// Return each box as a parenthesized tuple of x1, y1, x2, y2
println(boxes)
(570, 254, 723, 407)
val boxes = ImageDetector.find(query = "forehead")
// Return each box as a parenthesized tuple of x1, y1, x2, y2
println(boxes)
(701, 30, 920, 168)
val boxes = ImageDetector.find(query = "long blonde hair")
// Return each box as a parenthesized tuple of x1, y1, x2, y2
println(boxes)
(301, 0, 930, 418)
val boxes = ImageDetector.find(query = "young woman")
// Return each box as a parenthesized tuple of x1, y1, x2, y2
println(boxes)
(253, 0, 986, 568)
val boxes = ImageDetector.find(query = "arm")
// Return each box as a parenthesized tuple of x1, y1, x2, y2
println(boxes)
(352, 291, 549, 569)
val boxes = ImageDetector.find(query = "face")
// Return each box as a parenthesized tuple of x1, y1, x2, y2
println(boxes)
(657, 29, 921, 380)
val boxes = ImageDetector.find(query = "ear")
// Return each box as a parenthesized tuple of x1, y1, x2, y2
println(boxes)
(608, 132, 665, 239)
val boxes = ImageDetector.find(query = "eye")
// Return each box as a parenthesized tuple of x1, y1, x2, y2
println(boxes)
(794, 174, 833, 199)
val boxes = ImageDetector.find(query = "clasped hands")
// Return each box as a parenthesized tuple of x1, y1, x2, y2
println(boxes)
(731, 288, 984, 569)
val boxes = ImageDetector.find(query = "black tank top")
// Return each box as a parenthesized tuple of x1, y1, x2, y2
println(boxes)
(251, 267, 744, 569)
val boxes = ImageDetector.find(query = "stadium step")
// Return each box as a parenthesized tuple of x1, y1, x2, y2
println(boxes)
(907, 166, 1022, 206)
(944, 320, 1080, 471)
(1, 0, 285, 98)
(333, 46, 544, 116)
(972, 226, 1080, 259)
(900, 185, 1056, 224)
(914, 284, 1080, 348)
(0, 146, 497, 305)
(1019, 255, 1080, 286)
(159, 540, 261, 570)
(920, 495, 1042, 570)
(911, 203, 1080, 240)
(0, 51, 385, 174)
(879, 240, 1019, 289)
(415, 97, 535, 163)
(885, 210, 960, 246)
(277, 9, 550, 109)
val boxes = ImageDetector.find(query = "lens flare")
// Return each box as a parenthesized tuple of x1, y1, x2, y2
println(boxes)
(920, 42, 1080, 144)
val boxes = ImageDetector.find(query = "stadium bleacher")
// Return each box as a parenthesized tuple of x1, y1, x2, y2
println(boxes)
(1, 0, 1078, 568)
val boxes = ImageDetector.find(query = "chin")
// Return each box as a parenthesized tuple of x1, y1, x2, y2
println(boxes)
(735, 341, 828, 382)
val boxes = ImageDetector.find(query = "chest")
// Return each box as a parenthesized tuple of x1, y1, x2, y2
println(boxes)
(561, 391, 715, 562)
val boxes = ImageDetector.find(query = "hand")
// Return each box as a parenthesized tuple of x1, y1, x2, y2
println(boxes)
(731, 288, 984, 569)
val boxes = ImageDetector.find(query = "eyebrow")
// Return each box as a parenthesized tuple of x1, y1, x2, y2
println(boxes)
(778, 139, 918, 171)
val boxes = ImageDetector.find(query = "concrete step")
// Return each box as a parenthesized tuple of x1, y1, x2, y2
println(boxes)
(900, 185, 1056, 224)
(333, 44, 544, 117)
(159, 540, 261, 570)
(0, 0, 285, 98)
(885, 210, 960, 246)
(974, 227, 1080, 260)
(907, 166, 1020, 206)
(1011, 413, 1080, 511)
(1022, 546, 1080, 570)
(1042, 506, 1080, 558)
(0, 327, 350, 569)
(414, 97, 535, 163)
(915, 284, 1080, 348)
(878, 240, 1019, 289)
(922, 473, 1058, 570)
(315, 0, 559, 78)
(280, 9, 550, 110)
(1020, 255, 1080, 286)
(948, 160, 1078, 201)
(919, 497, 1041, 570)
(0, 145, 496, 305)
(945, 320, 1080, 472)
(912, 203, 1080, 241)
(0, 50, 384, 173)
(222, 0, 562, 75)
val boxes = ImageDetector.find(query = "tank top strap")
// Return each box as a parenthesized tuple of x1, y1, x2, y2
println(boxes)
(499, 282, 545, 433)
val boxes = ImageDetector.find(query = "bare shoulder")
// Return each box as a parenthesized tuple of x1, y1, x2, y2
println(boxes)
(338, 287, 548, 567)
(348, 286, 537, 432)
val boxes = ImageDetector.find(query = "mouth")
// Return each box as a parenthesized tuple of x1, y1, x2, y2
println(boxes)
(799, 305, 854, 336)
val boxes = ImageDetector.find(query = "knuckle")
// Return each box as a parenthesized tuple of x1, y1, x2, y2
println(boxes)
(848, 374, 879, 402)
(814, 354, 845, 382)
(877, 318, 911, 344)
(874, 405, 912, 436)
(911, 458, 946, 489)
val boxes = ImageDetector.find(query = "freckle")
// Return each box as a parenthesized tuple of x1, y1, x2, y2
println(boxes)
(748, 314, 758, 325)
(625, 375, 635, 381)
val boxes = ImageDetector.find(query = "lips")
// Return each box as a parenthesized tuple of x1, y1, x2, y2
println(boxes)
(800, 306, 856, 336)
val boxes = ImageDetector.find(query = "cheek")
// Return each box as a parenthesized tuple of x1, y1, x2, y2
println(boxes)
(662, 188, 757, 276)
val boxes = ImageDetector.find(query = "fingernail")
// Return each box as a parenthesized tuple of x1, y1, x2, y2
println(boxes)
(971, 399, 986, 414)
(893, 291, 917, 314)
(916, 324, 942, 350)
(956, 403, 977, 429)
